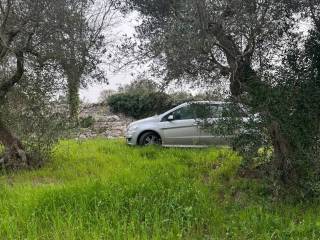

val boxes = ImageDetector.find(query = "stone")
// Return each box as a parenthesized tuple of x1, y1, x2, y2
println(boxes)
(73, 103, 134, 139)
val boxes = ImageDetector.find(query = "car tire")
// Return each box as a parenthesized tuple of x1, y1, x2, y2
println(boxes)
(138, 132, 162, 146)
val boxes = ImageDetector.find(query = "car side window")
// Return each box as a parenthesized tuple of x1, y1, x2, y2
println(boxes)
(172, 105, 195, 120)
(163, 103, 231, 121)
(193, 104, 222, 119)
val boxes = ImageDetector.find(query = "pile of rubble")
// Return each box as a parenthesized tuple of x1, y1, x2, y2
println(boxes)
(77, 103, 134, 139)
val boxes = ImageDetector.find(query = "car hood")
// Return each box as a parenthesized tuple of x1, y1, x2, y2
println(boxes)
(129, 116, 160, 127)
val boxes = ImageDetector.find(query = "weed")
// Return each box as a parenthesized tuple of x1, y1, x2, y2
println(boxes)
(0, 139, 318, 239)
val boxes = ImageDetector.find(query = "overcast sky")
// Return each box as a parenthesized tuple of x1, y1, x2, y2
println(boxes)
(80, 13, 141, 103)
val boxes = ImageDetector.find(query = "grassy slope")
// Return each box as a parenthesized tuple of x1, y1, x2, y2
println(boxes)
(0, 139, 319, 239)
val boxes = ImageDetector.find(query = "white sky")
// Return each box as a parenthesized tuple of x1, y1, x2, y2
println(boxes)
(80, 13, 141, 103)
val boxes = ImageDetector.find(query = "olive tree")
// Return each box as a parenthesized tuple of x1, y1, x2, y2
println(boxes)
(0, 0, 110, 168)
(47, 0, 119, 122)
(125, 0, 320, 187)
(0, 0, 61, 168)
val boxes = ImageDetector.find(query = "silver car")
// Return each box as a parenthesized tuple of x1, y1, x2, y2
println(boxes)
(126, 101, 235, 147)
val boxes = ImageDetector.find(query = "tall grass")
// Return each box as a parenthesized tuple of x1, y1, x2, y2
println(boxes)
(0, 139, 319, 239)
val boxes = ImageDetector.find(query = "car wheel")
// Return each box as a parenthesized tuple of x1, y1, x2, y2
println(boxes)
(138, 132, 162, 146)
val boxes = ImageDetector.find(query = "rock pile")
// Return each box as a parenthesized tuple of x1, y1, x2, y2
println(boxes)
(77, 103, 134, 139)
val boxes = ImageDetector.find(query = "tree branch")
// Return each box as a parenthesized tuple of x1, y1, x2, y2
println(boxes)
(309, 0, 320, 32)
(194, 0, 240, 66)
(0, 0, 11, 30)
(209, 52, 231, 73)
(0, 51, 24, 100)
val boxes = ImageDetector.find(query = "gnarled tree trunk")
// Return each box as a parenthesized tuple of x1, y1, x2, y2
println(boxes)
(196, 0, 296, 184)
(0, 118, 28, 169)
(232, 61, 295, 184)
(0, 51, 28, 169)
(268, 121, 295, 184)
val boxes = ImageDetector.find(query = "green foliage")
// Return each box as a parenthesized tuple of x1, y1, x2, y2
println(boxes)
(272, 30, 320, 195)
(108, 91, 174, 119)
(1, 71, 69, 165)
(0, 139, 320, 239)
(79, 116, 95, 128)
(227, 30, 320, 196)
(118, 78, 159, 94)
(107, 79, 195, 119)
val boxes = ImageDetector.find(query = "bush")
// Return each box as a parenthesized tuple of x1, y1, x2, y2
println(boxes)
(2, 103, 68, 167)
(106, 78, 196, 119)
(108, 91, 174, 119)
(79, 116, 95, 128)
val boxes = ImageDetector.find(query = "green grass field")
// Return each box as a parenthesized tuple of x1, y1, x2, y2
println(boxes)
(0, 139, 319, 239)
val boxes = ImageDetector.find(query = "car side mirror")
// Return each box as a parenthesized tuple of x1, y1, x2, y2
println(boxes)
(167, 115, 174, 121)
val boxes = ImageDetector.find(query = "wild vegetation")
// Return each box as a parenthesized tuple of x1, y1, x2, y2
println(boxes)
(0, 0, 320, 238)
(124, 0, 320, 195)
(0, 0, 117, 168)
(106, 78, 223, 119)
(106, 79, 190, 119)
(0, 139, 319, 239)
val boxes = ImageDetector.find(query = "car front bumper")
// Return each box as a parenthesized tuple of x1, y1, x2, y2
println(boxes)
(126, 136, 134, 145)
(125, 131, 138, 145)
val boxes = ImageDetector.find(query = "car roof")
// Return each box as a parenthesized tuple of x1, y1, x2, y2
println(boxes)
(160, 101, 227, 117)
(185, 100, 227, 105)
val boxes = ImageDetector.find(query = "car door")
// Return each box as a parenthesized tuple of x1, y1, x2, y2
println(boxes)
(197, 104, 231, 145)
(160, 105, 200, 146)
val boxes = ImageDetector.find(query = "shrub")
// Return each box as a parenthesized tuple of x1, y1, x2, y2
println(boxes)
(79, 116, 95, 128)
(108, 91, 174, 119)
(106, 78, 197, 119)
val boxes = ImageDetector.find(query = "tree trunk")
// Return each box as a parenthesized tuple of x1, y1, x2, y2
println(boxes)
(268, 120, 295, 184)
(0, 51, 27, 169)
(66, 71, 81, 123)
(0, 118, 28, 169)
(231, 61, 296, 184)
